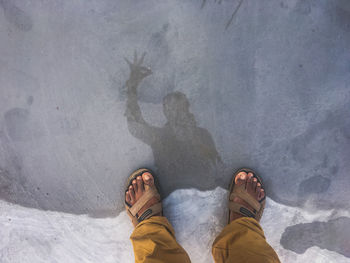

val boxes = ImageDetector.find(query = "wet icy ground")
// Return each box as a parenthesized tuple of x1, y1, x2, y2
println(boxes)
(1, 187, 349, 263)
(1, 0, 350, 261)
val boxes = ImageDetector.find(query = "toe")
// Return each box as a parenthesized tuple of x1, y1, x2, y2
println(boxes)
(136, 176, 143, 193)
(247, 172, 254, 181)
(256, 182, 261, 192)
(252, 177, 258, 190)
(235, 172, 247, 186)
(259, 189, 265, 200)
(142, 172, 154, 190)
(256, 183, 261, 198)
(125, 191, 131, 205)
(129, 185, 135, 203)
(246, 173, 254, 188)
(132, 179, 138, 192)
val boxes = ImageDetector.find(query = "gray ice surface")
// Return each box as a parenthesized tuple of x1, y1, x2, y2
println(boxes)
(0, 0, 349, 260)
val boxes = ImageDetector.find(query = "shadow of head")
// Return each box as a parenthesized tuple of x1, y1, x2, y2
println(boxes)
(162, 91, 196, 127)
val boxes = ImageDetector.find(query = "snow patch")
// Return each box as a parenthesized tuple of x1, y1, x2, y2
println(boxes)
(0, 187, 349, 263)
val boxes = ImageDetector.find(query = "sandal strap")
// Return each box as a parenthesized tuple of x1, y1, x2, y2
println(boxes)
(230, 184, 261, 211)
(137, 203, 162, 223)
(126, 208, 140, 226)
(229, 201, 257, 218)
(129, 186, 159, 217)
(255, 202, 265, 222)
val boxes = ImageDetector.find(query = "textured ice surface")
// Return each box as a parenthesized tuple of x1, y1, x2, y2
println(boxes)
(1, 0, 349, 216)
(1, 187, 349, 263)
(1, 1, 349, 261)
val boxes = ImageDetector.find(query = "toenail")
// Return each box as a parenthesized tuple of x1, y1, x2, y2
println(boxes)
(240, 174, 246, 179)
(137, 176, 141, 180)
(129, 185, 132, 189)
(253, 178, 257, 182)
(144, 174, 150, 180)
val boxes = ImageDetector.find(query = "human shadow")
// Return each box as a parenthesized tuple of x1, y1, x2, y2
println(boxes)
(280, 217, 350, 258)
(124, 52, 224, 197)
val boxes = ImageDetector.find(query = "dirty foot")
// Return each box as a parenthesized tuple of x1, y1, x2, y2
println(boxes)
(229, 171, 265, 222)
(125, 172, 161, 217)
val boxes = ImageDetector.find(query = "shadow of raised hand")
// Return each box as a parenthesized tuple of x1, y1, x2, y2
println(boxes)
(125, 51, 152, 88)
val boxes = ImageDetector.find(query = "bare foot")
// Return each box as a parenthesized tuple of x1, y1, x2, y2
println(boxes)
(125, 172, 161, 217)
(229, 171, 265, 222)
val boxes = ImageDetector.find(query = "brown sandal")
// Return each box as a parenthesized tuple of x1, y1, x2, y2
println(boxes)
(124, 168, 162, 227)
(228, 168, 266, 223)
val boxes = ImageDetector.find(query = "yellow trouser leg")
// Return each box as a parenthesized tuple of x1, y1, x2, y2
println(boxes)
(212, 217, 280, 263)
(130, 216, 191, 263)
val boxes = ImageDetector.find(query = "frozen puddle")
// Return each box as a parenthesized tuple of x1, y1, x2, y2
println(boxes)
(1, 187, 349, 263)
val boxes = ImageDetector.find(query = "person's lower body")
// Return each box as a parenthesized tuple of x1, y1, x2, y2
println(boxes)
(130, 215, 279, 263)
(130, 216, 191, 263)
(125, 168, 280, 263)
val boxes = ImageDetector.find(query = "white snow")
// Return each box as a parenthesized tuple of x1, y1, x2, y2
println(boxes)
(0, 187, 349, 263)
